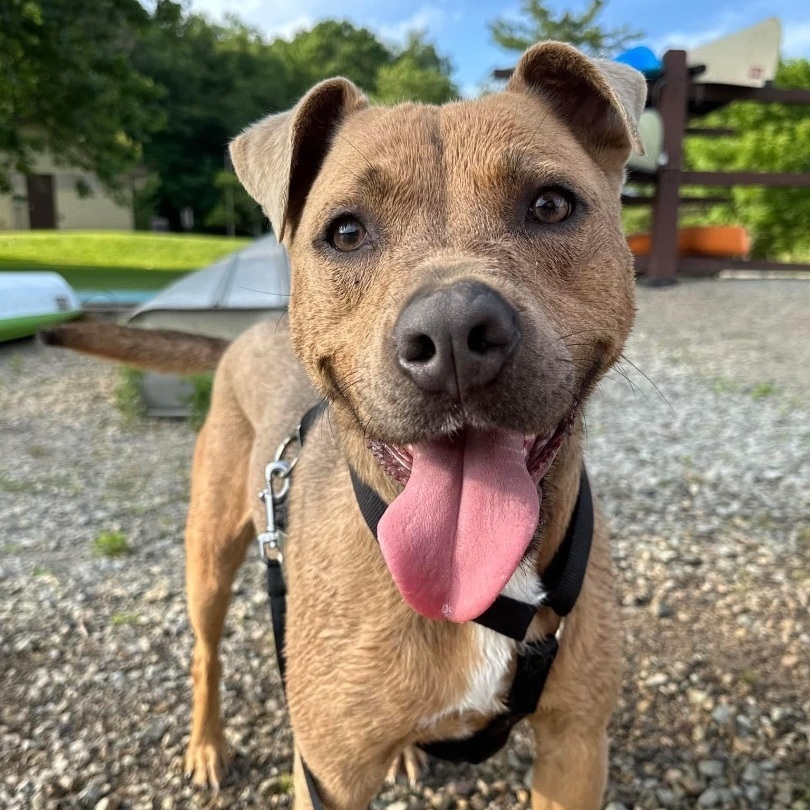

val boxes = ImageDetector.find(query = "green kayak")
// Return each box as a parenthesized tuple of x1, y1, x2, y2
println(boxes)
(0, 272, 82, 342)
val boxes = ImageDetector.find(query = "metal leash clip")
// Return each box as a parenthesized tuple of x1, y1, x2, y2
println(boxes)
(256, 424, 302, 564)
(257, 460, 291, 563)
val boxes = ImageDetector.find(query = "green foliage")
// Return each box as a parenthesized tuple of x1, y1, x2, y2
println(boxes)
(272, 20, 391, 97)
(184, 372, 214, 432)
(374, 33, 459, 104)
(1, 1, 459, 234)
(621, 205, 652, 236)
(132, 8, 457, 233)
(132, 3, 295, 233)
(489, 0, 642, 58)
(205, 171, 265, 236)
(93, 530, 132, 557)
(684, 59, 810, 259)
(0, 0, 161, 195)
(115, 367, 145, 426)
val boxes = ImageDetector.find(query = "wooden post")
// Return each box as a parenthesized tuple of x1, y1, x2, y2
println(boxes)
(646, 50, 689, 286)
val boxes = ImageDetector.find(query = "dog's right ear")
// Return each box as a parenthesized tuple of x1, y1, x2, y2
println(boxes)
(229, 78, 368, 241)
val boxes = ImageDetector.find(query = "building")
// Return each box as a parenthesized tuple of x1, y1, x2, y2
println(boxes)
(0, 147, 134, 231)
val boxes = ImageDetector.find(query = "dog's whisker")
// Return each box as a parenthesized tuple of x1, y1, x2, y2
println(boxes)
(619, 354, 674, 412)
(334, 132, 376, 172)
(234, 286, 290, 297)
(607, 363, 648, 401)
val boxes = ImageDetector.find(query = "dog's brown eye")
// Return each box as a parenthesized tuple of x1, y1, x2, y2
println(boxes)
(530, 189, 574, 224)
(329, 217, 368, 252)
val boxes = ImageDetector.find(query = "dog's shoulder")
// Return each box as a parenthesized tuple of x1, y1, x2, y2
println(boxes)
(221, 318, 315, 431)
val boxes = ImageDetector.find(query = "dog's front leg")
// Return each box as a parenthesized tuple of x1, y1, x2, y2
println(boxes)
(529, 714, 609, 810)
(290, 746, 393, 810)
(183, 398, 255, 789)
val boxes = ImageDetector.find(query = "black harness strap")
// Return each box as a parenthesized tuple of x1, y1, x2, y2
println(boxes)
(350, 456, 593, 764)
(262, 401, 594, 800)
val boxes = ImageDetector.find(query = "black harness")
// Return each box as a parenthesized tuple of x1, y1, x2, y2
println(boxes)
(260, 402, 594, 808)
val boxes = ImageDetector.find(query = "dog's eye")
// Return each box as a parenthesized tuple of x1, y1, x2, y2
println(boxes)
(529, 188, 574, 224)
(328, 217, 368, 252)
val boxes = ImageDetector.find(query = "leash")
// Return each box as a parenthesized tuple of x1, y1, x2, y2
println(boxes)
(257, 401, 593, 801)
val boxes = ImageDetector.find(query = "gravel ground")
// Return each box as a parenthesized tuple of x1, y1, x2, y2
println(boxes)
(1, 279, 808, 810)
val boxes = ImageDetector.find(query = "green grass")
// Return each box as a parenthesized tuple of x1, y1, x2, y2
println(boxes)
(750, 381, 779, 400)
(93, 530, 132, 558)
(115, 367, 146, 425)
(185, 372, 214, 432)
(0, 230, 251, 291)
(0, 475, 27, 494)
(111, 611, 140, 626)
(711, 376, 739, 395)
(277, 774, 294, 794)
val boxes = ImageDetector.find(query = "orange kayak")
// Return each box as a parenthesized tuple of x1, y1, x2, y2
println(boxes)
(627, 226, 751, 258)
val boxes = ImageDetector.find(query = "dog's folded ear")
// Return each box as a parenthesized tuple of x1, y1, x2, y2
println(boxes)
(230, 79, 368, 241)
(507, 41, 647, 168)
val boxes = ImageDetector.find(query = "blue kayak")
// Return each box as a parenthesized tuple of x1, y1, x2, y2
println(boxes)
(614, 46, 663, 79)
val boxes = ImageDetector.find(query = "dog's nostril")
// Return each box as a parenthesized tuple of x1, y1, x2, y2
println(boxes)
(467, 324, 490, 354)
(403, 334, 436, 363)
(468, 322, 509, 354)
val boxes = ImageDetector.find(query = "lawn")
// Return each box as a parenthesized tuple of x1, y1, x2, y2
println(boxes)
(0, 231, 252, 290)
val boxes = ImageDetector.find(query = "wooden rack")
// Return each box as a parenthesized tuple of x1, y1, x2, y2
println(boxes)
(630, 50, 810, 285)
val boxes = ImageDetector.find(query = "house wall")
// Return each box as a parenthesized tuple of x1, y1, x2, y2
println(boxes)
(0, 173, 28, 230)
(0, 149, 134, 231)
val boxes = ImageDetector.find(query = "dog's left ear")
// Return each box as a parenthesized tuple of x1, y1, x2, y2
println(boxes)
(507, 41, 647, 169)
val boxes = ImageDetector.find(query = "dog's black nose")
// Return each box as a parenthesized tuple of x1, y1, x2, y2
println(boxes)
(393, 281, 520, 398)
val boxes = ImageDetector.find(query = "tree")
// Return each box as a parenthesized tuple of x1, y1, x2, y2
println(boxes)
(132, 1, 294, 232)
(270, 20, 392, 98)
(136, 9, 459, 233)
(0, 0, 160, 196)
(205, 170, 264, 236)
(374, 33, 459, 104)
(684, 59, 810, 259)
(489, 0, 641, 58)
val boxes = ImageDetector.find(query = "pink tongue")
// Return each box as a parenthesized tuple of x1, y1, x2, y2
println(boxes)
(377, 430, 540, 623)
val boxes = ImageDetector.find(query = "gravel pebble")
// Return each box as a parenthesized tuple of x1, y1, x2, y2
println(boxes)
(1, 280, 808, 809)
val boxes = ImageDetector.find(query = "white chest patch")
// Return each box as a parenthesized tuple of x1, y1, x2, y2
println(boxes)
(421, 556, 547, 728)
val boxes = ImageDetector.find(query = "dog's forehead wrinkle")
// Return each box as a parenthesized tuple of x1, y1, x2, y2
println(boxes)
(320, 105, 447, 231)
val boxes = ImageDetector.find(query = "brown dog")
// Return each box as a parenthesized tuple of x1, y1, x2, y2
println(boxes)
(45, 41, 646, 809)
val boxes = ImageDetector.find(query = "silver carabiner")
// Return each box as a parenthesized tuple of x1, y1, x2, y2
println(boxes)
(274, 424, 303, 476)
(257, 460, 292, 563)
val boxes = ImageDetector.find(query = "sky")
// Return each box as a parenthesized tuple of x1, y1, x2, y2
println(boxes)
(189, 0, 810, 96)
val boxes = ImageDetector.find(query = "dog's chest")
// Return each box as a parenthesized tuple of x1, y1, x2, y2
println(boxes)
(423, 558, 545, 726)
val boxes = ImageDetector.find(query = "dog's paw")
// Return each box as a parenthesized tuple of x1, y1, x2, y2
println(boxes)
(184, 737, 229, 790)
(386, 745, 429, 786)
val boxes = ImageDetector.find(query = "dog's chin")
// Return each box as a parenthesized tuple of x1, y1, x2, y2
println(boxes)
(368, 407, 577, 489)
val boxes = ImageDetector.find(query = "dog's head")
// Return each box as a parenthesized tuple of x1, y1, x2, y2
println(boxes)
(231, 42, 646, 623)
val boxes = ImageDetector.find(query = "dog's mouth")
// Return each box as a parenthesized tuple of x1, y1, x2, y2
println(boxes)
(369, 410, 575, 487)
(366, 410, 576, 624)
